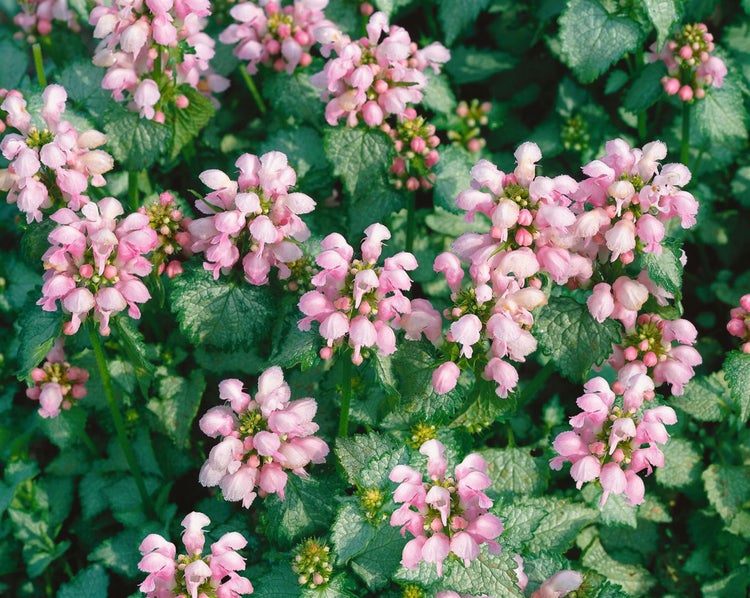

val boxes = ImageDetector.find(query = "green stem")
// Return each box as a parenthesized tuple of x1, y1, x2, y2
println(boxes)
(89, 325, 155, 518)
(239, 66, 267, 115)
(338, 357, 353, 437)
(32, 44, 46, 87)
(680, 102, 691, 166)
(80, 428, 100, 458)
(635, 46, 647, 142)
(405, 191, 416, 254)
(128, 170, 139, 211)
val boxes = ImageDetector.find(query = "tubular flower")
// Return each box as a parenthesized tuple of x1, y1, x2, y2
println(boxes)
(609, 313, 702, 396)
(727, 294, 750, 353)
(38, 197, 158, 336)
(550, 375, 677, 506)
(0, 86, 114, 222)
(297, 223, 417, 364)
(26, 338, 89, 418)
(647, 22, 727, 102)
(447, 99, 492, 154)
(384, 106, 441, 191)
(220, 0, 331, 75)
(138, 191, 191, 278)
(138, 511, 253, 598)
(188, 151, 316, 285)
(389, 440, 503, 577)
(198, 367, 329, 508)
(311, 11, 449, 126)
(14, 0, 79, 39)
(90, 0, 229, 120)
(571, 138, 698, 266)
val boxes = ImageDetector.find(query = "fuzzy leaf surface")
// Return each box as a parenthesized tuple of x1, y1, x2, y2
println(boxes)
(559, 0, 641, 83)
(535, 296, 622, 382)
(723, 350, 750, 423)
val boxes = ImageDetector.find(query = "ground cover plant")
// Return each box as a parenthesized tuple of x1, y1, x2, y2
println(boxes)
(0, 0, 749, 596)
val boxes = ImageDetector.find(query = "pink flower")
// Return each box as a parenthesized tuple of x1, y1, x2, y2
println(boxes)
(390, 440, 502, 577)
(432, 361, 461, 394)
(189, 151, 314, 284)
(26, 339, 89, 418)
(138, 512, 253, 598)
(198, 367, 329, 507)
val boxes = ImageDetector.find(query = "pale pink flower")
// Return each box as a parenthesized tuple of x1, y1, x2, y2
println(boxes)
(390, 440, 502, 577)
(138, 512, 253, 598)
(198, 367, 329, 507)
(26, 338, 89, 418)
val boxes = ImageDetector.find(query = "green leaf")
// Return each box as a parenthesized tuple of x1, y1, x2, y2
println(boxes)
(644, 0, 680, 48)
(103, 107, 172, 170)
(445, 46, 517, 84)
(0, 461, 39, 514)
(336, 432, 405, 487)
(0, 254, 39, 313)
(57, 565, 109, 598)
(723, 350, 750, 424)
(701, 566, 750, 598)
(497, 500, 548, 551)
(433, 146, 476, 213)
(730, 165, 750, 209)
(324, 127, 403, 235)
(195, 345, 267, 376)
(391, 341, 470, 424)
(559, 0, 641, 83)
(331, 500, 377, 565)
(0, 35, 29, 90)
(15, 300, 63, 378)
(350, 522, 405, 591)
(534, 296, 622, 382)
(655, 438, 702, 488)
(580, 532, 656, 596)
(169, 264, 275, 351)
(169, 86, 215, 159)
(372, 0, 412, 17)
(262, 474, 340, 548)
(248, 563, 301, 598)
(112, 317, 155, 379)
(693, 79, 749, 144)
(89, 529, 142, 579)
(147, 371, 206, 448)
(38, 408, 88, 451)
(702, 464, 750, 523)
(302, 574, 358, 597)
(526, 498, 598, 553)
(480, 447, 548, 498)
(605, 70, 629, 95)
(396, 547, 523, 597)
(263, 70, 325, 126)
(640, 240, 683, 295)
(438, 0, 489, 45)
(623, 61, 667, 112)
(421, 72, 458, 115)
(58, 61, 113, 122)
(672, 372, 729, 422)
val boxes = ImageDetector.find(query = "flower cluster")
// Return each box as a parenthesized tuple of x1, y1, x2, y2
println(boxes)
(138, 191, 191, 278)
(0, 85, 114, 223)
(298, 223, 417, 364)
(138, 511, 253, 598)
(198, 367, 329, 508)
(292, 538, 333, 589)
(389, 439, 503, 576)
(609, 314, 701, 396)
(26, 339, 88, 418)
(572, 139, 698, 266)
(188, 151, 315, 285)
(727, 294, 750, 353)
(551, 375, 677, 506)
(311, 11, 449, 126)
(384, 107, 440, 191)
(220, 0, 330, 75)
(648, 22, 727, 102)
(90, 0, 228, 120)
(38, 197, 158, 336)
(13, 0, 78, 39)
(447, 99, 492, 153)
